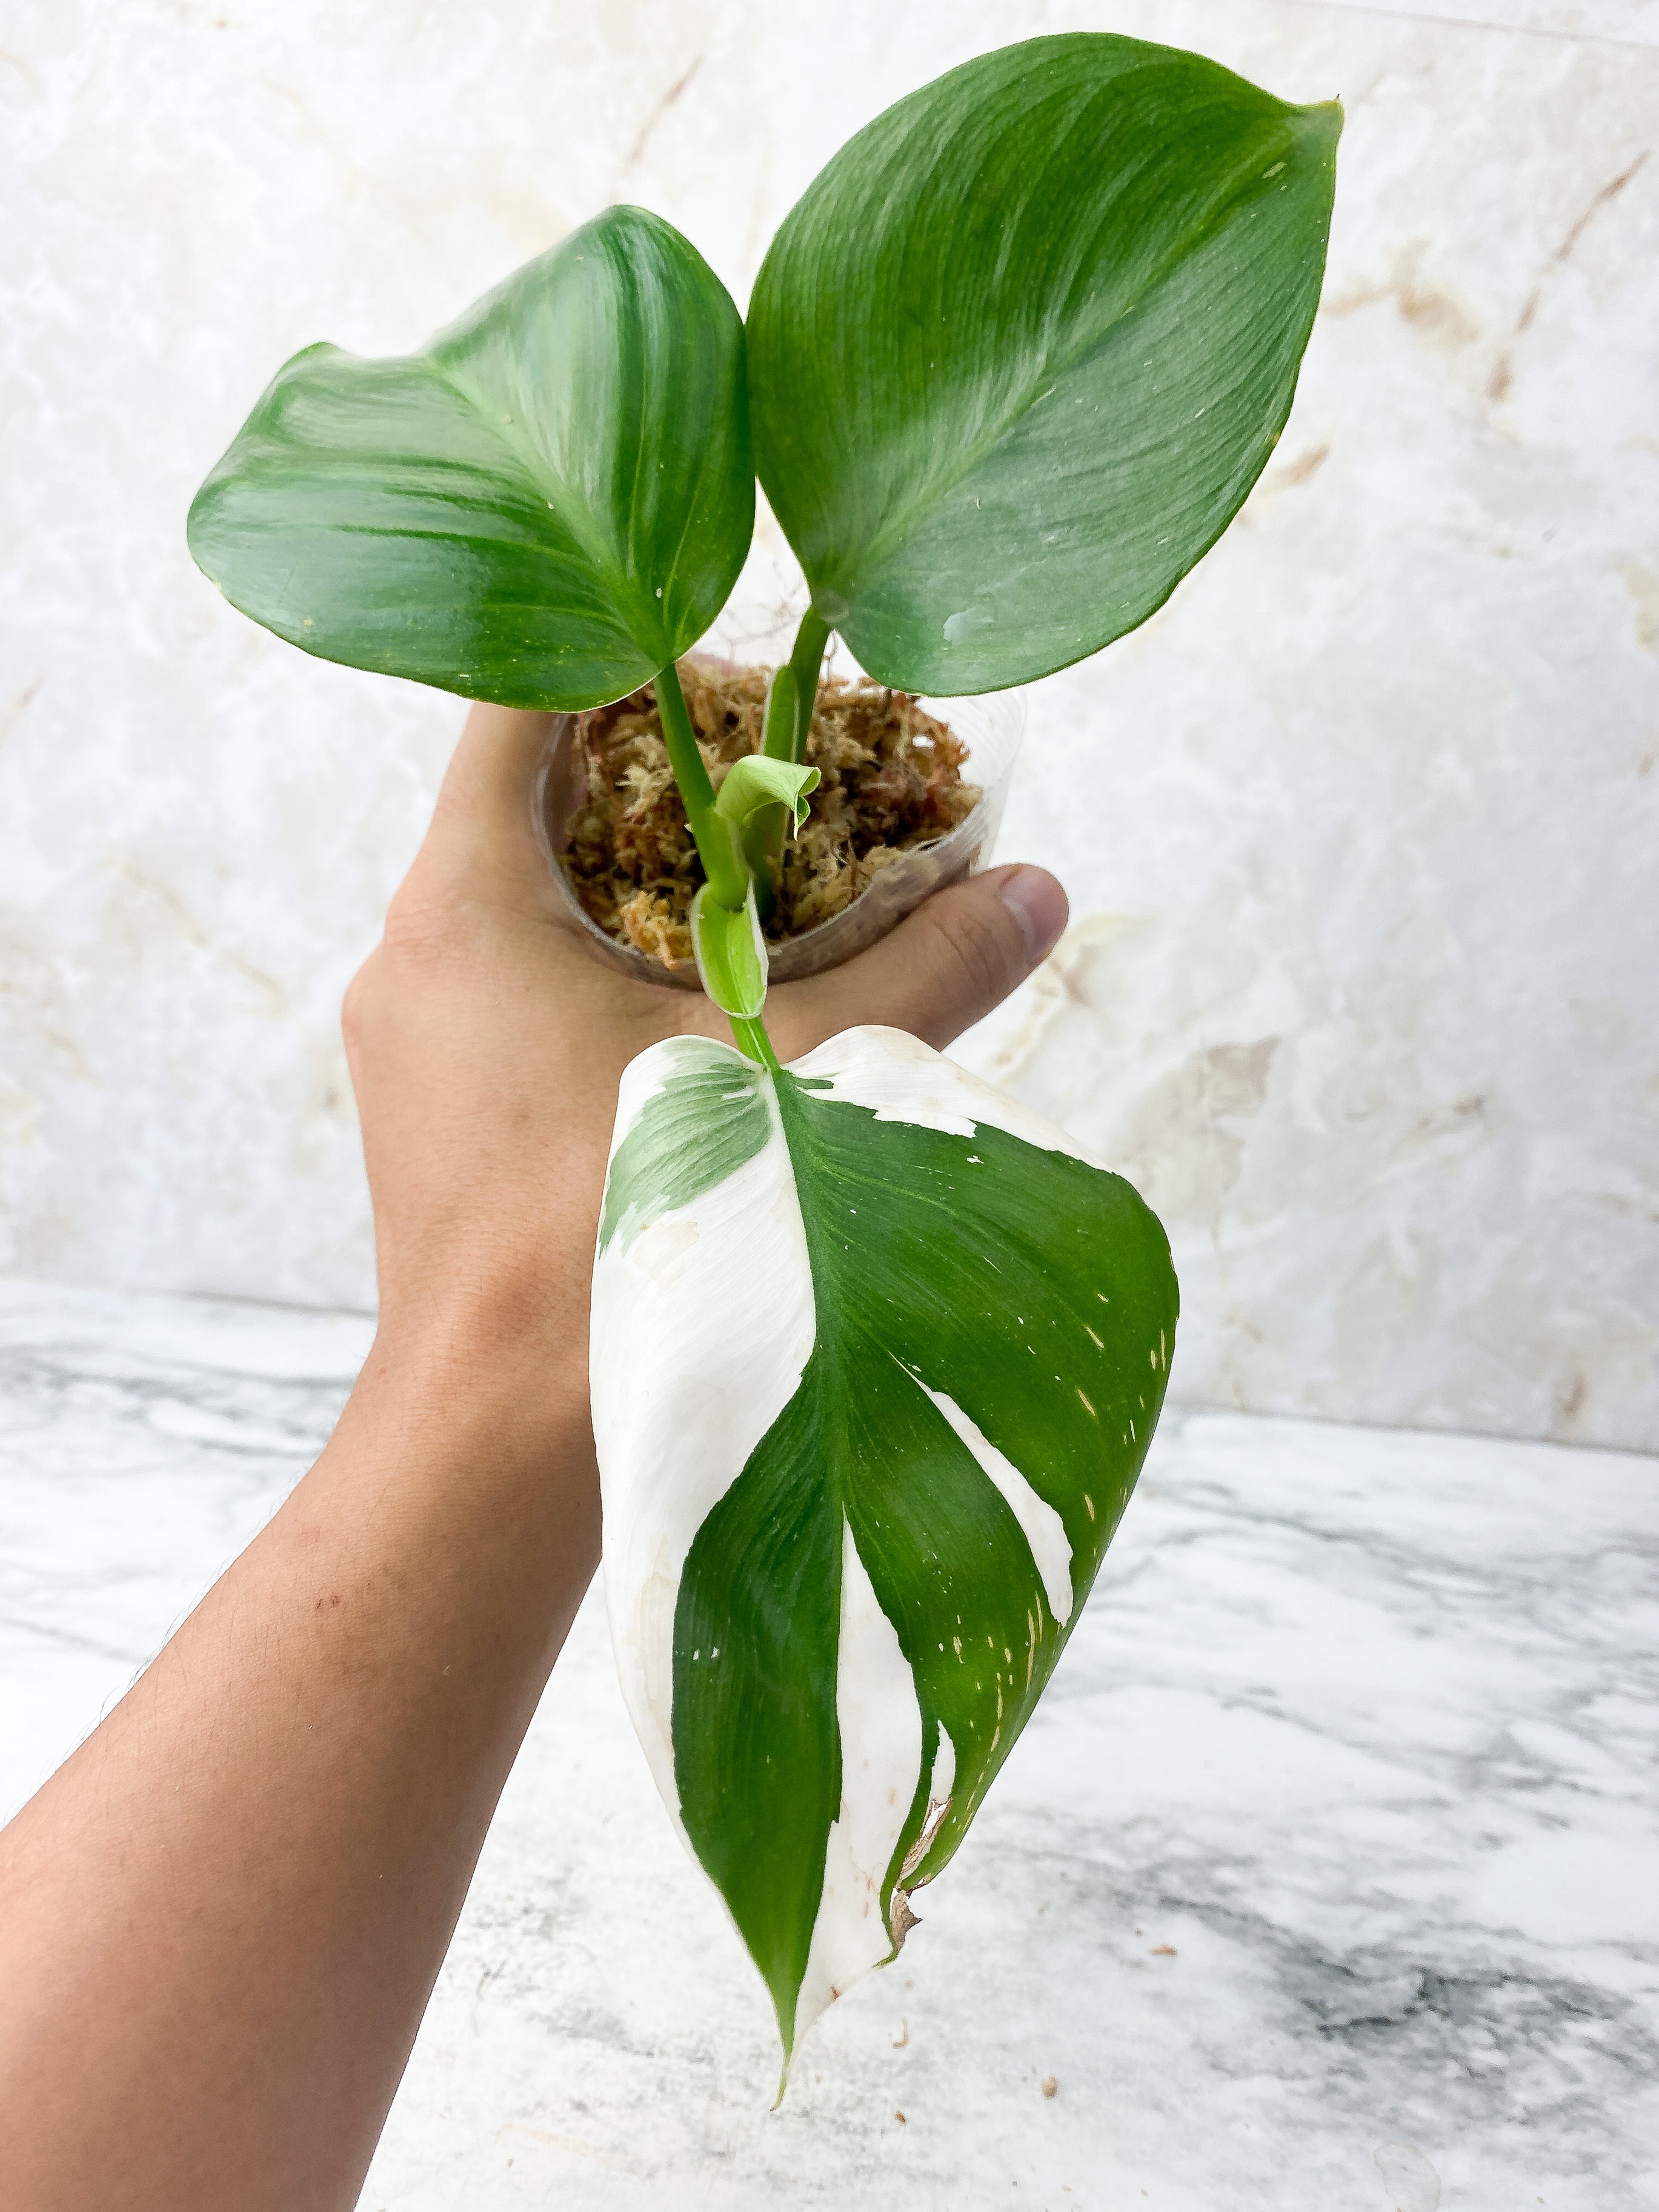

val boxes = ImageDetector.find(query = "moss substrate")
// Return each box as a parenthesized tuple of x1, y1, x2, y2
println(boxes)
(562, 661, 979, 971)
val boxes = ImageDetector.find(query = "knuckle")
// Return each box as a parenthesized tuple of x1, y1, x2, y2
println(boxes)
(345, 880, 476, 1060)
(339, 954, 377, 1058)
(380, 885, 465, 975)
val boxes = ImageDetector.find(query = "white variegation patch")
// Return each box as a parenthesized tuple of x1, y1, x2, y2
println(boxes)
(919, 1383, 1074, 1626)
(793, 1520, 923, 2047)
(593, 1043, 811, 1835)
(790, 1023, 1104, 1169)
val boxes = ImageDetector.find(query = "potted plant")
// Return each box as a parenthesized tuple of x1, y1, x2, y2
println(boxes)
(188, 32, 1339, 2084)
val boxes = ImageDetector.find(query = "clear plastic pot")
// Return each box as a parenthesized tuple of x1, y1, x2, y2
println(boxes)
(534, 685, 1026, 989)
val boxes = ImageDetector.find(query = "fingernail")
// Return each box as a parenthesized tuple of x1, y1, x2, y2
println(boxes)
(996, 866, 1068, 966)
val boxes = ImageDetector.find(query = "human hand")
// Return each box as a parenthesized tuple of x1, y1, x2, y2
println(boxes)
(342, 701, 1069, 1398)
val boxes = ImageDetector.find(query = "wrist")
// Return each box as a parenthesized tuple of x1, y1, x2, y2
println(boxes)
(357, 1261, 594, 1468)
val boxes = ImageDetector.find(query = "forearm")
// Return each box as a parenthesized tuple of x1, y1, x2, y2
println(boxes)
(0, 1304, 598, 2212)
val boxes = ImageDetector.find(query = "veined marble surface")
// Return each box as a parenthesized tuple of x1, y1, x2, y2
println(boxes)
(2, 1, 1657, 1452)
(2, 1278, 1654, 2210)
(1308, 2, 1659, 39)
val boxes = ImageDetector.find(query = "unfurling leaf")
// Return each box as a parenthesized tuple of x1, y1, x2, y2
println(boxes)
(188, 206, 753, 711)
(592, 1027, 1177, 2073)
(748, 32, 1341, 694)
(716, 756, 821, 835)
(690, 885, 769, 1019)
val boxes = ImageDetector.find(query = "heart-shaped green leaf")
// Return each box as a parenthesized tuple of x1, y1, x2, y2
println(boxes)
(748, 33, 1340, 695)
(188, 206, 753, 711)
(593, 1026, 1177, 2073)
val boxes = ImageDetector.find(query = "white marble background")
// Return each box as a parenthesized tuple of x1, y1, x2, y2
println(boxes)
(2, 1, 1656, 1448)
(4, 1281, 1655, 2210)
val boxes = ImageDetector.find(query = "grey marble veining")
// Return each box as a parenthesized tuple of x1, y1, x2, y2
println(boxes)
(1306, 2, 1659, 42)
(2, 1279, 1653, 2209)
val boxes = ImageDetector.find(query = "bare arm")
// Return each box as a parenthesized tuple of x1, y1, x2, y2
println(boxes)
(0, 704, 1065, 2212)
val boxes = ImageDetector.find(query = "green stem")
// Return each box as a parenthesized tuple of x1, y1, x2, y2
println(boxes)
(655, 659, 748, 911)
(759, 662, 799, 763)
(745, 814, 781, 927)
(750, 666, 797, 923)
(782, 608, 830, 765)
(730, 1014, 782, 1071)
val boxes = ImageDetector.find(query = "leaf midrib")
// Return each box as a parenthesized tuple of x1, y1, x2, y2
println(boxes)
(801, 119, 1304, 607)
(774, 1074, 1079, 1485)
(419, 351, 665, 656)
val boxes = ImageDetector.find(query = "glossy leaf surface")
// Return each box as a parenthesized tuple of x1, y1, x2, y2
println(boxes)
(188, 207, 753, 711)
(748, 33, 1340, 694)
(592, 1027, 1177, 2068)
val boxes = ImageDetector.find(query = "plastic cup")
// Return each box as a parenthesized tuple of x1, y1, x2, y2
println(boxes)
(534, 683, 1026, 991)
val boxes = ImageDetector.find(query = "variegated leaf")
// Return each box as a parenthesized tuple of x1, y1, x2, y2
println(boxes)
(592, 1026, 1177, 2071)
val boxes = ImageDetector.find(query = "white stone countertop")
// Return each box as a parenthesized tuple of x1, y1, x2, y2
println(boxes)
(1, 1279, 1654, 2211)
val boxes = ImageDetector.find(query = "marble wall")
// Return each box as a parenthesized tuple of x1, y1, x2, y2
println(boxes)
(2, 1, 1655, 1449)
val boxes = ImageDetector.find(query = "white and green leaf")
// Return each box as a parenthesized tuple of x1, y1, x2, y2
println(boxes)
(593, 1026, 1178, 2071)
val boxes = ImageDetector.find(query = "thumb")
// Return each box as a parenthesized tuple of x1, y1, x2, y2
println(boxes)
(773, 864, 1068, 1057)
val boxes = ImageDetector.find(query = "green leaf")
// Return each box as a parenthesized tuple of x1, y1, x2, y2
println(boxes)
(748, 33, 1340, 694)
(593, 1027, 1178, 2070)
(690, 885, 770, 1019)
(716, 756, 820, 915)
(715, 756, 820, 835)
(188, 206, 754, 711)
